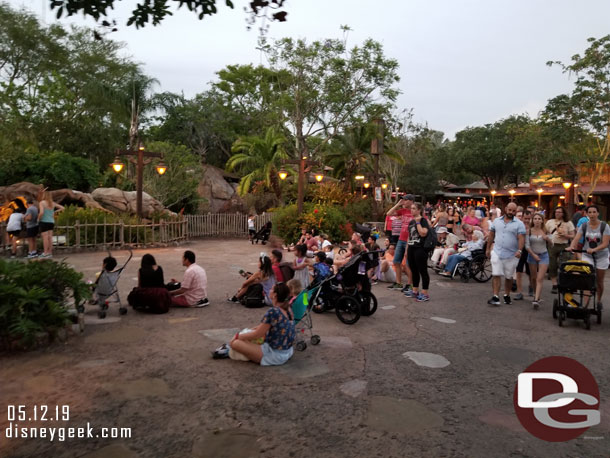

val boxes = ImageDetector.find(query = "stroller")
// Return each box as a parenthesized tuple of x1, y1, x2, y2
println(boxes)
(82, 250, 133, 319)
(552, 250, 602, 330)
(313, 250, 380, 324)
(291, 286, 322, 351)
(252, 221, 272, 245)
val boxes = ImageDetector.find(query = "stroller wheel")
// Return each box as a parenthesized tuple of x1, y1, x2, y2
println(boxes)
(584, 312, 591, 330)
(98, 310, 107, 319)
(311, 335, 321, 345)
(558, 310, 565, 327)
(335, 296, 361, 325)
(597, 309, 602, 325)
(119, 307, 128, 315)
(296, 341, 307, 351)
(552, 298, 558, 319)
(359, 291, 378, 317)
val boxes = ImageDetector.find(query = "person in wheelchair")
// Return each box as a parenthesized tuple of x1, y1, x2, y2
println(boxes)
(430, 226, 460, 271)
(439, 231, 485, 278)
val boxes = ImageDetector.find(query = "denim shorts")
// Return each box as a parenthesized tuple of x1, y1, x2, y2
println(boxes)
(260, 342, 294, 366)
(393, 240, 408, 265)
(527, 251, 549, 265)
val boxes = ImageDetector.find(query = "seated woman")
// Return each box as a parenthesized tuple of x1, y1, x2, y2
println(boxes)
(228, 254, 276, 306)
(128, 254, 171, 313)
(439, 232, 485, 277)
(334, 241, 361, 268)
(229, 283, 296, 366)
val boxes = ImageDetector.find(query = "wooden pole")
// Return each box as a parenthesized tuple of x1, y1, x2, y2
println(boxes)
(136, 147, 144, 218)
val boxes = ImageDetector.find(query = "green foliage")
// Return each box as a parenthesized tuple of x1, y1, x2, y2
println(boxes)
(0, 151, 101, 190)
(309, 182, 352, 205)
(0, 258, 90, 349)
(342, 198, 374, 224)
(273, 203, 350, 244)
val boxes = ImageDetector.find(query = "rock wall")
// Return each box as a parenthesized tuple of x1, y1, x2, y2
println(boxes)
(198, 165, 245, 213)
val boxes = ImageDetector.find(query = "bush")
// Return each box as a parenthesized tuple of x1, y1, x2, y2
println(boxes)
(272, 203, 350, 244)
(0, 259, 91, 349)
(342, 198, 374, 224)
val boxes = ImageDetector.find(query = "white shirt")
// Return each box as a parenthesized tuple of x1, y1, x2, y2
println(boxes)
(7, 212, 24, 232)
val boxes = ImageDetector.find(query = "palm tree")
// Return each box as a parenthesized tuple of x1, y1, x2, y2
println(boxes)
(226, 127, 289, 198)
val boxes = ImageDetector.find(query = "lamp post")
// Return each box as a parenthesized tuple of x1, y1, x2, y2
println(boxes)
(509, 189, 516, 202)
(110, 144, 166, 218)
(490, 190, 497, 204)
(278, 158, 322, 214)
(563, 181, 573, 215)
(536, 188, 543, 210)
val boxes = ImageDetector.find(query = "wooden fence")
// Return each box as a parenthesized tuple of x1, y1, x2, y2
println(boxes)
(0, 212, 273, 254)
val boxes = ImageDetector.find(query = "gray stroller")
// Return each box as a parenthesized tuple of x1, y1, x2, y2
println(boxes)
(88, 250, 133, 319)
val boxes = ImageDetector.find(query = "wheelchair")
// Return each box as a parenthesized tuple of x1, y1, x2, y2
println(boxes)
(453, 249, 492, 283)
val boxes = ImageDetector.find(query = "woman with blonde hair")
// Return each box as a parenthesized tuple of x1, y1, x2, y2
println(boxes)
(526, 213, 551, 309)
(38, 190, 64, 258)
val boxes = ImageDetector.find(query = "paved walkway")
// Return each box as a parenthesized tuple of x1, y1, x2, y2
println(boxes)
(1, 238, 609, 457)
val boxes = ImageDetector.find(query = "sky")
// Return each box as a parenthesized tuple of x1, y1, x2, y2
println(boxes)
(7, 0, 610, 139)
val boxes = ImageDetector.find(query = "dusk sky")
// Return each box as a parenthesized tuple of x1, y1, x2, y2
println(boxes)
(8, 0, 610, 138)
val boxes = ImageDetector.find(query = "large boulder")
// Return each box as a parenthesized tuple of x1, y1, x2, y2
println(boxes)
(198, 165, 244, 212)
(0, 182, 107, 211)
(91, 188, 169, 218)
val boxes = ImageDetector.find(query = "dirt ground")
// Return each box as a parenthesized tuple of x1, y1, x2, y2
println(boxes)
(1, 238, 609, 458)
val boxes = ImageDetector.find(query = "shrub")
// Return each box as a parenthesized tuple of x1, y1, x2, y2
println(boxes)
(272, 203, 349, 244)
(342, 198, 374, 224)
(0, 259, 91, 349)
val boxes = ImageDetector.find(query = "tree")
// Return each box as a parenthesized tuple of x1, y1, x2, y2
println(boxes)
(446, 116, 544, 191)
(48, 0, 288, 30)
(545, 35, 610, 197)
(226, 127, 289, 198)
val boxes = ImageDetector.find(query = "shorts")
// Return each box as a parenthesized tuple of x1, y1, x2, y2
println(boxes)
(26, 226, 39, 238)
(7, 230, 20, 238)
(527, 251, 549, 265)
(389, 235, 399, 245)
(260, 342, 294, 366)
(384, 229, 392, 238)
(248, 229, 256, 236)
(393, 240, 408, 265)
(582, 252, 609, 271)
(491, 251, 519, 279)
(516, 254, 530, 274)
(39, 222, 54, 233)
(379, 267, 396, 283)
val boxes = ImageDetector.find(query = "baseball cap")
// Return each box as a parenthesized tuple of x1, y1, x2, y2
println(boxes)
(436, 226, 448, 234)
(401, 194, 415, 201)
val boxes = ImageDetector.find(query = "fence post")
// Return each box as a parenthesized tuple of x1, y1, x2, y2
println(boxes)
(75, 220, 81, 249)
(119, 219, 124, 248)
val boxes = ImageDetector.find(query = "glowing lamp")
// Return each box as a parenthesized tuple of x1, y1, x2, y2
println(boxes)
(314, 171, 324, 182)
(562, 182, 572, 190)
(363, 181, 370, 189)
(111, 158, 125, 173)
(278, 168, 288, 180)
(156, 161, 167, 176)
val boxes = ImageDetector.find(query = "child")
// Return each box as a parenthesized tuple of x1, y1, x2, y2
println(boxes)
(286, 278, 303, 307)
(313, 252, 332, 285)
(270, 249, 285, 283)
(90, 256, 118, 304)
(293, 244, 310, 288)
(323, 242, 334, 261)
(247, 214, 256, 243)
(6, 208, 25, 258)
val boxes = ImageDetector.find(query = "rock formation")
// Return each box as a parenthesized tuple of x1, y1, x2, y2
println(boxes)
(197, 165, 245, 213)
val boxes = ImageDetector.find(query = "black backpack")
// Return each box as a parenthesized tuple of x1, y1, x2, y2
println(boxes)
(240, 283, 266, 308)
(423, 222, 438, 252)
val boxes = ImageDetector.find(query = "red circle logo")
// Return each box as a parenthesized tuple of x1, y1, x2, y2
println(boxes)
(513, 356, 600, 442)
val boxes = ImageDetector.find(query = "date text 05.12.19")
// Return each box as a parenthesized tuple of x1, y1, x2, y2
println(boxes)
(7, 405, 70, 422)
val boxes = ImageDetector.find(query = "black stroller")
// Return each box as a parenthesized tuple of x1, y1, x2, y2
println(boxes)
(312, 250, 380, 324)
(552, 250, 602, 330)
(252, 221, 272, 245)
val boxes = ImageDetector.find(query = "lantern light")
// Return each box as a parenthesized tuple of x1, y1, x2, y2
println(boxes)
(562, 182, 572, 190)
(355, 175, 365, 180)
(156, 161, 168, 176)
(278, 168, 288, 181)
(314, 170, 324, 182)
(363, 181, 370, 189)
(381, 182, 388, 190)
(111, 157, 125, 173)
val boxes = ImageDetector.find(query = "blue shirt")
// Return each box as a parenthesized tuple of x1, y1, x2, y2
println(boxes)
(490, 217, 526, 259)
(261, 307, 295, 350)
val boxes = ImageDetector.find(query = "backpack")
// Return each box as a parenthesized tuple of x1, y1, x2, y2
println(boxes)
(279, 262, 295, 282)
(240, 283, 266, 308)
(423, 223, 438, 252)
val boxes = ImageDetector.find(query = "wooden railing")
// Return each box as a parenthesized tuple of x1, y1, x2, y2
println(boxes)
(0, 212, 273, 254)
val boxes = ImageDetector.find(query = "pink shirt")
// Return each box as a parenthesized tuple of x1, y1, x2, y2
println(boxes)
(182, 263, 207, 305)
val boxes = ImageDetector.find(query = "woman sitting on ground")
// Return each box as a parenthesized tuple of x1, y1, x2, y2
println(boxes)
(228, 254, 276, 305)
(128, 254, 171, 313)
(138, 254, 165, 288)
(229, 283, 296, 366)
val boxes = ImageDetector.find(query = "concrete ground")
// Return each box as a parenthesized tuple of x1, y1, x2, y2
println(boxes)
(1, 238, 609, 458)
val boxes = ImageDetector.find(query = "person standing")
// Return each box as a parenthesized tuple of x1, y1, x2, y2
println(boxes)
(526, 213, 551, 309)
(404, 203, 431, 301)
(38, 190, 64, 258)
(514, 210, 533, 300)
(567, 205, 610, 309)
(486, 202, 526, 306)
(24, 199, 39, 258)
(6, 208, 25, 258)
(545, 206, 575, 293)
(169, 250, 209, 307)
(248, 214, 256, 243)
(386, 194, 414, 291)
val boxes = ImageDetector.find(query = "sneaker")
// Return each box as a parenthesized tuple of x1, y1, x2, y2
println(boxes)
(438, 271, 452, 277)
(514, 293, 524, 300)
(404, 289, 418, 298)
(532, 300, 540, 310)
(528, 286, 534, 297)
(227, 296, 239, 303)
(401, 284, 412, 293)
(551, 285, 558, 294)
(193, 298, 210, 308)
(387, 283, 403, 290)
(415, 293, 430, 302)
(212, 343, 230, 359)
(504, 295, 512, 305)
(27, 252, 38, 259)
(487, 295, 501, 306)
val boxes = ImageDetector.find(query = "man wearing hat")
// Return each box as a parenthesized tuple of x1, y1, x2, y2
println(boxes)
(386, 194, 415, 291)
(430, 226, 460, 271)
